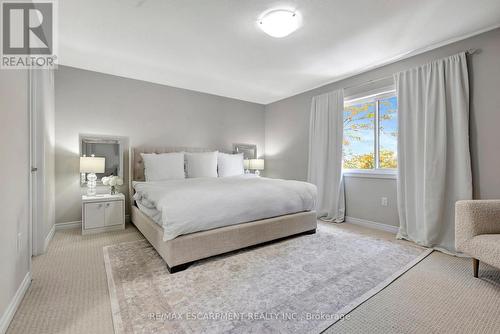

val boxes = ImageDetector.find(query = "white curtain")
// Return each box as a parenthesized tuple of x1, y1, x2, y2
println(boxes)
(307, 90, 345, 222)
(395, 52, 472, 253)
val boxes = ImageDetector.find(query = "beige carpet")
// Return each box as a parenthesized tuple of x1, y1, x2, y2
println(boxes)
(7, 223, 500, 334)
(7, 225, 142, 334)
(325, 250, 500, 334)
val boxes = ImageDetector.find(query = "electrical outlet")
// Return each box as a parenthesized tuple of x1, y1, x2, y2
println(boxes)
(381, 197, 388, 207)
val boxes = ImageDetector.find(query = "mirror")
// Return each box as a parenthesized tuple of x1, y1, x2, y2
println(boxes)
(80, 135, 123, 186)
(233, 143, 257, 159)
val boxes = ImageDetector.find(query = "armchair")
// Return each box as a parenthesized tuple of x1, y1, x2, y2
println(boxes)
(455, 200, 500, 277)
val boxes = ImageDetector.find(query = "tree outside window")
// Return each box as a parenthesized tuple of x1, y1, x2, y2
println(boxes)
(343, 94, 397, 170)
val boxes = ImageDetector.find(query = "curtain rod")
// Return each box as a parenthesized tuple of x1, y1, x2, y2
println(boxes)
(342, 48, 479, 91)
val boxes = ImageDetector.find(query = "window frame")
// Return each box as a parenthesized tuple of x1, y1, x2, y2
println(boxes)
(342, 90, 397, 179)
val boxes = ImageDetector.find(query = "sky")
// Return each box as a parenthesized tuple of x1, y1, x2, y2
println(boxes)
(343, 96, 397, 158)
(379, 96, 398, 153)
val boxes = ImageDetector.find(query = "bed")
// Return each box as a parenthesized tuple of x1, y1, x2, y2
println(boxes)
(129, 146, 318, 273)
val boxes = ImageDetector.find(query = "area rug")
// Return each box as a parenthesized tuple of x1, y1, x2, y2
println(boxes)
(103, 223, 431, 334)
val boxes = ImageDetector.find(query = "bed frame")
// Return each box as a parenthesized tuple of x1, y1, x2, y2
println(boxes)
(129, 146, 317, 273)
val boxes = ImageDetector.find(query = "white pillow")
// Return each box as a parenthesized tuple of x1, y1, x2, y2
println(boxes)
(185, 151, 218, 178)
(141, 152, 185, 181)
(217, 152, 244, 177)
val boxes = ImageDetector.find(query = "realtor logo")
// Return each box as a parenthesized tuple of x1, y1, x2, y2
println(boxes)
(1, 0, 57, 69)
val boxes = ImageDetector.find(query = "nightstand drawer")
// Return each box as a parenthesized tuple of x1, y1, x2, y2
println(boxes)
(104, 200, 123, 226)
(84, 202, 105, 229)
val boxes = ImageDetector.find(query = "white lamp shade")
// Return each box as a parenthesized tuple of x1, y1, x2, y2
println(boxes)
(80, 156, 105, 173)
(243, 159, 250, 169)
(249, 159, 264, 170)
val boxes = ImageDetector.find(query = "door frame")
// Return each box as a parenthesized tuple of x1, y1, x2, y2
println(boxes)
(28, 69, 35, 264)
(29, 69, 44, 256)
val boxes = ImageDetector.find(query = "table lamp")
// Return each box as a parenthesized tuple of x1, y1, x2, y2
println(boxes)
(243, 159, 250, 174)
(80, 155, 105, 195)
(249, 159, 264, 176)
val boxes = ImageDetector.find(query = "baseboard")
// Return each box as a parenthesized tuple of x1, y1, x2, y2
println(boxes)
(0, 272, 31, 334)
(55, 221, 81, 230)
(56, 215, 130, 231)
(345, 216, 399, 234)
(43, 224, 55, 253)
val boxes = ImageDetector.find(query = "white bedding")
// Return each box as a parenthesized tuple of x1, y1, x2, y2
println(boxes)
(136, 201, 162, 225)
(133, 174, 317, 240)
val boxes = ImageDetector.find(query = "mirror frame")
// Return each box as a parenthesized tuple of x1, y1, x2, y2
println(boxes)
(79, 134, 123, 186)
(233, 143, 257, 159)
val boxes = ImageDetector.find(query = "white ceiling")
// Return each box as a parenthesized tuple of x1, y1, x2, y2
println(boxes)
(59, 0, 500, 104)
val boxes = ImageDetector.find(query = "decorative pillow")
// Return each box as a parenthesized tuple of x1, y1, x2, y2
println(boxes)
(217, 152, 244, 177)
(185, 151, 218, 178)
(141, 152, 185, 181)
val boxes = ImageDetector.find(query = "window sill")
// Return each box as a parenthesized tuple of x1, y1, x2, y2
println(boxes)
(343, 169, 397, 180)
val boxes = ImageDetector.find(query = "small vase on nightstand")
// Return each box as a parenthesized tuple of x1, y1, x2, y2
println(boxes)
(102, 176, 123, 195)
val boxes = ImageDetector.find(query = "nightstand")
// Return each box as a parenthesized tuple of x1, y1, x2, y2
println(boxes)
(81, 193, 125, 235)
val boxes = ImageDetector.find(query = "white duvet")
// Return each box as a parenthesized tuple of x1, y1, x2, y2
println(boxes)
(133, 174, 317, 240)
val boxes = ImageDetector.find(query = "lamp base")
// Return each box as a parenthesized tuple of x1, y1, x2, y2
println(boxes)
(254, 170, 261, 176)
(87, 172, 97, 196)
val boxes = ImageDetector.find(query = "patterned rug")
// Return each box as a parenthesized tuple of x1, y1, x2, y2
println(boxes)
(103, 223, 431, 333)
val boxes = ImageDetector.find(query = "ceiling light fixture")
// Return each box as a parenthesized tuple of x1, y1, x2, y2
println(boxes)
(258, 9, 301, 38)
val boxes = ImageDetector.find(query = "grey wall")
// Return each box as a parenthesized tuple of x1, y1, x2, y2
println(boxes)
(344, 177, 399, 226)
(0, 70, 31, 329)
(265, 28, 500, 227)
(55, 66, 265, 224)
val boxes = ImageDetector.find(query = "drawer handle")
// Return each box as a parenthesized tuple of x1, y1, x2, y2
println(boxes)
(106, 203, 110, 207)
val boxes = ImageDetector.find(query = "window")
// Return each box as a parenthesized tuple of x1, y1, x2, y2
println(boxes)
(343, 92, 397, 172)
